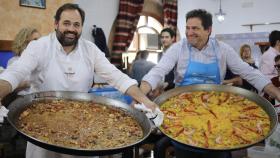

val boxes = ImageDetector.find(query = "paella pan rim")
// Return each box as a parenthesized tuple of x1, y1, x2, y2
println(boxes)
(154, 84, 278, 151)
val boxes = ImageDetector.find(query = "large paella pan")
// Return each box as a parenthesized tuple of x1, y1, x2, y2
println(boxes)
(154, 84, 278, 151)
(7, 91, 152, 156)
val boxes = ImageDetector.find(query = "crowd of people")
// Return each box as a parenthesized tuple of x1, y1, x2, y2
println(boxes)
(0, 2, 280, 158)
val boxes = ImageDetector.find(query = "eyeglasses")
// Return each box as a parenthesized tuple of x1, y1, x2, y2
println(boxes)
(274, 65, 280, 69)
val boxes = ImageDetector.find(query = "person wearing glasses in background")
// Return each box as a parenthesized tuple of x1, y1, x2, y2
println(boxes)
(264, 55, 280, 106)
(264, 55, 280, 123)
(259, 30, 280, 79)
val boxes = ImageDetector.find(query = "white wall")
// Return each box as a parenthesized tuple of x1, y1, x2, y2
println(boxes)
(75, 0, 279, 41)
(178, 0, 280, 37)
(74, 0, 119, 41)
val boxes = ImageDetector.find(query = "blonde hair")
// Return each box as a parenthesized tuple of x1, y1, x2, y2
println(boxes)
(12, 27, 39, 56)
(239, 44, 251, 59)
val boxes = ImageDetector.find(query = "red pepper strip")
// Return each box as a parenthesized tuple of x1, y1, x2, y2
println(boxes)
(162, 110, 176, 116)
(248, 113, 268, 119)
(232, 131, 251, 144)
(180, 94, 194, 104)
(209, 109, 217, 118)
(178, 93, 194, 103)
(184, 108, 200, 115)
(203, 131, 209, 148)
(238, 114, 257, 120)
(232, 98, 246, 104)
(261, 123, 270, 128)
(207, 120, 212, 134)
(175, 127, 184, 137)
(162, 123, 182, 129)
(241, 106, 258, 112)
(239, 124, 262, 136)
(223, 93, 230, 102)
(230, 119, 249, 122)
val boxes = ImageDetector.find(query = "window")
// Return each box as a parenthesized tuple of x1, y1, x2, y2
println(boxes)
(123, 16, 163, 67)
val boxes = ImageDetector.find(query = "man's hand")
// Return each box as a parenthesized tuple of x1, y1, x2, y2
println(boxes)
(264, 83, 280, 102)
(126, 84, 158, 112)
(148, 82, 168, 100)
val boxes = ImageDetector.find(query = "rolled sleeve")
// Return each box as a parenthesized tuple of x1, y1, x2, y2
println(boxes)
(0, 72, 20, 91)
(253, 74, 271, 92)
(142, 74, 162, 90)
(142, 43, 180, 90)
(0, 41, 40, 91)
(117, 76, 138, 93)
(90, 44, 138, 93)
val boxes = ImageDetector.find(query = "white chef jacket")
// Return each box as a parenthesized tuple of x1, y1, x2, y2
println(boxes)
(143, 38, 271, 92)
(0, 32, 136, 93)
(7, 56, 31, 95)
(0, 32, 137, 158)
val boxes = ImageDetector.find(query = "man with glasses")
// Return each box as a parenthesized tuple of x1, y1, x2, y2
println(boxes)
(259, 30, 280, 79)
(264, 55, 280, 105)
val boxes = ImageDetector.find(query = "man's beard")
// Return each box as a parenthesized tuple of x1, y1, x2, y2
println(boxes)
(56, 29, 81, 47)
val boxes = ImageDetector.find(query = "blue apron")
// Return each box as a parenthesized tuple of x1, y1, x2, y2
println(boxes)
(179, 38, 221, 86)
(172, 39, 231, 158)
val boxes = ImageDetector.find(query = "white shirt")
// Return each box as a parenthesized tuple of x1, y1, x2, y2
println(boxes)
(143, 38, 270, 92)
(0, 32, 137, 158)
(259, 47, 280, 79)
(7, 56, 31, 95)
(0, 32, 137, 93)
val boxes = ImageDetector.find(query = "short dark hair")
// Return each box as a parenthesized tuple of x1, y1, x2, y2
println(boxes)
(186, 9, 212, 30)
(139, 50, 149, 60)
(54, 3, 85, 25)
(160, 28, 176, 38)
(269, 30, 280, 47)
(275, 55, 280, 62)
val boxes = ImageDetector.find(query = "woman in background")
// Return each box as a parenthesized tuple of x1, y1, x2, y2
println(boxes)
(223, 44, 258, 91)
(240, 44, 257, 68)
(239, 44, 258, 92)
(239, 44, 258, 69)
(7, 27, 41, 95)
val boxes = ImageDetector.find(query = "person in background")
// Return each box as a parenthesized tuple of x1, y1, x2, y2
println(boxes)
(259, 30, 280, 79)
(0, 3, 157, 158)
(239, 44, 258, 92)
(240, 44, 257, 68)
(7, 27, 41, 95)
(222, 68, 242, 86)
(158, 28, 176, 91)
(223, 44, 258, 92)
(264, 55, 280, 105)
(140, 9, 280, 158)
(129, 50, 155, 84)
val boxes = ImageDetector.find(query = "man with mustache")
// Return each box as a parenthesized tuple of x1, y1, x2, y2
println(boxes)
(0, 3, 158, 158)
(140, 9, 280, 158)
